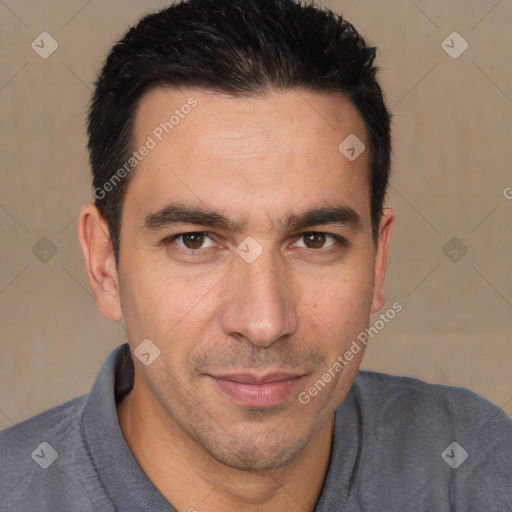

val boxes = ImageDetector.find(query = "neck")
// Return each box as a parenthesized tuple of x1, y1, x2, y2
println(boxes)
(117, 384, 334, 512)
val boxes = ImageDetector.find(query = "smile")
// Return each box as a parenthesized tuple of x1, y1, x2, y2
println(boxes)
(207, 372, 307, 408)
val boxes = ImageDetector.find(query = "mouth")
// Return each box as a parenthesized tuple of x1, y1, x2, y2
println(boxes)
(206, 371, 307, 408)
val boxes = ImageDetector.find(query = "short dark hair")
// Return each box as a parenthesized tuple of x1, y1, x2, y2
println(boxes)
(87, 0, 392, 265)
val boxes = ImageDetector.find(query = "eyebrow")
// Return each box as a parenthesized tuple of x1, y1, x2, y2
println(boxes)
(142, 202, 362, 234)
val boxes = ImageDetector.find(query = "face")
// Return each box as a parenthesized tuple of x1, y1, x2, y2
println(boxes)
(95, 87, 392, 471)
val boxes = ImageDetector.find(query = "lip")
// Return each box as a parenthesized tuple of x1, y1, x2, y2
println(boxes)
(208, 372, 306, 408)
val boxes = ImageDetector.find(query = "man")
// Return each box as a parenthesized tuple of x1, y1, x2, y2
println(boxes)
(1, 0, 511, 510)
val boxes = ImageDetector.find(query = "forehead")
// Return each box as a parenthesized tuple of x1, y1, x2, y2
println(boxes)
(132, 86, 367, 154)
(125, 87, 370, 229)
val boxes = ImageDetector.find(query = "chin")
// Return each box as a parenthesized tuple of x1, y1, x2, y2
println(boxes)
(197, 426, 313, 472)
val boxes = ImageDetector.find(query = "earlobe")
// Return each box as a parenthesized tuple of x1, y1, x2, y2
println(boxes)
(77, 202, 123, 321)
(370, 207, 394, 314)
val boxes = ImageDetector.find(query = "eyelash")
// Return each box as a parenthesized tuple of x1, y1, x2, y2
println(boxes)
(161, 231, 347, 257)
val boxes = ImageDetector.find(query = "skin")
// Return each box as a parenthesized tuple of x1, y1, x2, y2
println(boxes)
(78, 87, 394, 512)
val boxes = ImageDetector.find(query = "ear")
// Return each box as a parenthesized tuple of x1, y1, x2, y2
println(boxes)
(370, 207, 394, 314)
(77, 202, 123, 321)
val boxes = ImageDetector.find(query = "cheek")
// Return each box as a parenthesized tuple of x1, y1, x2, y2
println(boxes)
(118, 264, 170, 336)
(118, 260, 221, 349)
(300, 268, 374, 379)
(310, 264, 374, 324)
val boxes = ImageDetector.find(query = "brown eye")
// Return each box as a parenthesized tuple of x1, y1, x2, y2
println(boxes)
(302, 232, 327, 249)
(162, 232, 217, 254)
(181, 232, 206, 249)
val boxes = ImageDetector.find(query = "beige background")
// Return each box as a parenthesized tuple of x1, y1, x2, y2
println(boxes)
(1, 0, 511, 429)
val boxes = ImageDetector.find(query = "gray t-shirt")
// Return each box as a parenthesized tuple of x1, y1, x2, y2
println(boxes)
(1, 343, 511, 511)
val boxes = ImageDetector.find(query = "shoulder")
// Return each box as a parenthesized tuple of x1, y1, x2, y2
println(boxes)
(0, 393, 87, 447)
(0, 395, 97, 511)
(348, 370, 512, 509)
(353, 369, 512, 431)
(0, 393, 87, 455)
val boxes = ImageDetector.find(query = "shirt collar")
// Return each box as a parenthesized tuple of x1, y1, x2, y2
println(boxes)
(81, 343, 175, 511)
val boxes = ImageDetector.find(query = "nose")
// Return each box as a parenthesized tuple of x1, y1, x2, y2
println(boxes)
(220, 249, 299, 348)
